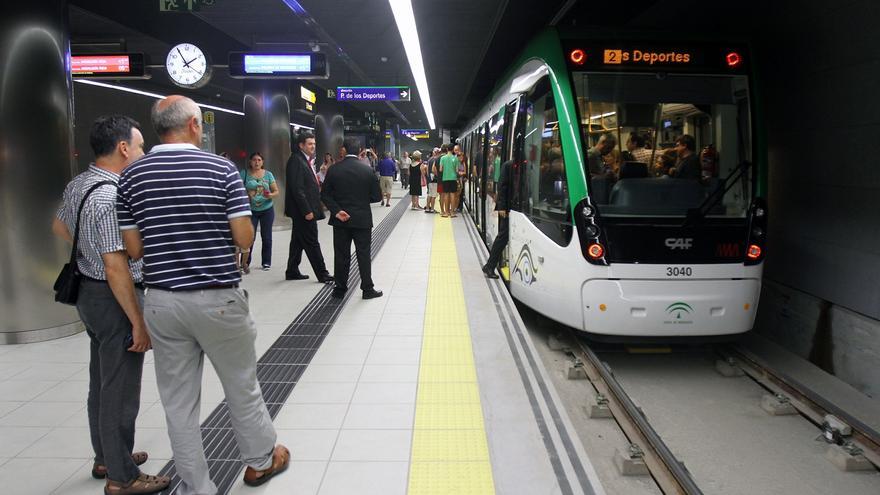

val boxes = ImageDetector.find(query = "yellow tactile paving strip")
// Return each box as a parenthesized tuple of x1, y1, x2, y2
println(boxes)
(408, 216, 496, 495)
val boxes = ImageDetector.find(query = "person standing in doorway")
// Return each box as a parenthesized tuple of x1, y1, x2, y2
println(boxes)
(321, 136, 383, 300)
(117, 96, 289, 494)
(483, 159, 513, 279)
(285, 132, 333, 283)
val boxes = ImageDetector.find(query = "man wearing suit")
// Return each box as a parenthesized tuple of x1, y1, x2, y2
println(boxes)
(285, 132, 334, 283)
(482, 159, 513, 279)
(321, 136, 383, 299)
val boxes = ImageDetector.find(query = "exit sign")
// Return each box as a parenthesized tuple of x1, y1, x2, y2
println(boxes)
(159, 0, 215, 12)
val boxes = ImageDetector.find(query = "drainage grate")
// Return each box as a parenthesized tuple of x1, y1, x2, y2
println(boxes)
(158, 199, 409, 494)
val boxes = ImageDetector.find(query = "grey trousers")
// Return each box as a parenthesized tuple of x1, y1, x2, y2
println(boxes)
(144, 286, 276, 495)
(76, 279, 144, 483)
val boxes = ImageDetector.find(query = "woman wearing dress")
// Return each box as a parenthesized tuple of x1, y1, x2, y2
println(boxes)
(409, 150, 424, 209)
(241, 152, 279, 272)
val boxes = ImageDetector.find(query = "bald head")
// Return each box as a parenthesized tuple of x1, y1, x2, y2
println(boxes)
(152, 95, 202, 144)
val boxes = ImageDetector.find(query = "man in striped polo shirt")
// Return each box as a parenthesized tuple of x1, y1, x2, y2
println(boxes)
(117, 96, 288, 494)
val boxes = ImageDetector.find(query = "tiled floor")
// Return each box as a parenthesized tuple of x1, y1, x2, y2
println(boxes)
(1, 187, 599, 495)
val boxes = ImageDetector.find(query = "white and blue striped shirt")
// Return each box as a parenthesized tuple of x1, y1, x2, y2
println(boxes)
(116, 143, 251, 290)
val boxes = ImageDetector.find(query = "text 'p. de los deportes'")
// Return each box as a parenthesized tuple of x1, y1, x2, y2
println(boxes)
(603, 49, 692, 65)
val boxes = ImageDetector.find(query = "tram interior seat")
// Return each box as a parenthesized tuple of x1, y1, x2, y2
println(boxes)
(604, 178, 705, 216)
(619, 161, 649, 179)
(588, 177, 613, 205)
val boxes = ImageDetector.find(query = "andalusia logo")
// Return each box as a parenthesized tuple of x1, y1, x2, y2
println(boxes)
(665, 302, 693, 320)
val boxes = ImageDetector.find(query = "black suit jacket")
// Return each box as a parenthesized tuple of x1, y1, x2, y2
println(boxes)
(285, 151, 325, 220)
(321, 156, 381, 229)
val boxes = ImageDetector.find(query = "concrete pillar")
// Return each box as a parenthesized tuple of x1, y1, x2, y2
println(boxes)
(314, 97, 344, 161)
(0, 2, 82, 343)
(243, 80, 292, 222)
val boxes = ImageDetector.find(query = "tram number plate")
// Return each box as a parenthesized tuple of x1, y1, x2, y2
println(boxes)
(666, 266, 693, 277)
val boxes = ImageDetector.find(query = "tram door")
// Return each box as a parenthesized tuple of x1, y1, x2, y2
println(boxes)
(474, 123, 487, 236)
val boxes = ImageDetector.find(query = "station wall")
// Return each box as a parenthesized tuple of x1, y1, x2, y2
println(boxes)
(751, 0, 880, 398)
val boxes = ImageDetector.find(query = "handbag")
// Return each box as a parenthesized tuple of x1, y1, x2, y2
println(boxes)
(53, 180, 116, 305)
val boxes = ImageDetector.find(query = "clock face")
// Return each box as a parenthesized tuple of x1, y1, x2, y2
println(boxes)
(166, 43, 212, 89)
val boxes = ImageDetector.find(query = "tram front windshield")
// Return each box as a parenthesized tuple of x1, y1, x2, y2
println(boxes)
(572, 72, 753, 218)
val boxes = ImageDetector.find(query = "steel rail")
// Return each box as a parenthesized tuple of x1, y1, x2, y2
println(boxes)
(565, 330, 704, 495)
(722, 345, 880, 468)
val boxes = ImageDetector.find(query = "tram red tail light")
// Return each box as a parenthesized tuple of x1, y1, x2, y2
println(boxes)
(746, 244, 762, 260)
(726, 51, 742, 68)
(570, 49, 586, 65)
(587, 243, 605, 259)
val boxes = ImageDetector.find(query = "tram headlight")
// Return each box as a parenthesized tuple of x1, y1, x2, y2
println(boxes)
(754, 206, 765, 218)
(584, 224, 599, 238)
(751, 227, 764, 239)
(581, 205, 594, 219)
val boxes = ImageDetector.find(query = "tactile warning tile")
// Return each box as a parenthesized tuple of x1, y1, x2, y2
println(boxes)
(408, 462, 496, 495)
(415, 403, 486, 430)
(409, 217, 495, 494)
(411, 430, 491, 461)
(416, 382, 481, 404)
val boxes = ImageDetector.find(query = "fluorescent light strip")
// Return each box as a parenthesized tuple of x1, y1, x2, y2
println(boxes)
(290, 123, 315, 130)
(388, 0, 435, 130)
(74, 79, 245, 116)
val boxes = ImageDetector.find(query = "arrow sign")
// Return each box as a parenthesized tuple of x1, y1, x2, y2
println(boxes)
(337, 86, 411, 102)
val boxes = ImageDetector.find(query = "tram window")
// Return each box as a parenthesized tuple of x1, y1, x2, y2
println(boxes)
(573, 72, 753, 218)
(520, 77, 572, 246)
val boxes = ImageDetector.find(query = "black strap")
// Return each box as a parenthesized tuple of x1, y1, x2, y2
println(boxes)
(68, 180, 118, 268)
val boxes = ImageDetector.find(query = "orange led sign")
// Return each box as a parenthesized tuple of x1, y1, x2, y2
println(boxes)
(603, 49, 692, 66)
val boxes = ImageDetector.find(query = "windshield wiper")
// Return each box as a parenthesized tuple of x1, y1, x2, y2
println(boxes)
(682, 160, 751, 228)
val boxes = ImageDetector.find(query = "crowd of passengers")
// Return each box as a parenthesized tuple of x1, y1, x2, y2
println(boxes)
(587, 131, 719, 182)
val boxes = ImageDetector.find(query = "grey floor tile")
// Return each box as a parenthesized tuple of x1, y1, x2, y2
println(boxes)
(0, 380, 60, 402)
(12, 363, 88, 382)
(0, 401, 84, 428)
(273, 404, 349, 429)
(275, 429, 338, 461)
(318, 461, 408, 495)
(331, 430, 412, 462)
(227, 460, 327, 495)
(370, 335, 422, 351)
(286, 381, 357, 404)
(0, 426, 51, 457)
(0, 401, 24, 419)
(299, 364, 364, 383)
(359, 365, 419, 383)
(17, 426, 95, 459)
(0, 458, 88, 495)
(31, 379, 89, 402)
(351, 382, 417, 405)
(365, 348, 421, 366)
(342, 404, 415, 429)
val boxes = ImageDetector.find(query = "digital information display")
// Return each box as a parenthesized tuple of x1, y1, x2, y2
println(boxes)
(565, 43, 747, 73)
(245, 54, 311, 74)
(336, 86, 411, 102)
(228, 52, 328, 79)
(71, 53, 147, 78)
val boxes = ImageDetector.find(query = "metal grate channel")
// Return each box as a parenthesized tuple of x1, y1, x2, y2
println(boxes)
(158, 200, 410, 494)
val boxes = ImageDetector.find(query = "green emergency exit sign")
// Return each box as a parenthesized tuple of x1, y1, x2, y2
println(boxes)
(159, 0, 214, 12)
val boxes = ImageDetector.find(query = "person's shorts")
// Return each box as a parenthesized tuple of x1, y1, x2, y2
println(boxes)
(442, 180, 458, 193)
(427, 182, 438, 198)
(380, 176, 393, 194)
(437, 181, 444, 194)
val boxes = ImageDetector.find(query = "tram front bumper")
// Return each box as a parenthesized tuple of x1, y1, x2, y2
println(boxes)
(581, 278, 761, 337)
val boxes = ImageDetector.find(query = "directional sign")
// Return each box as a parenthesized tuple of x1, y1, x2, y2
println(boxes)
(336, 86, 411, 102)
(401, 128, 429, 139)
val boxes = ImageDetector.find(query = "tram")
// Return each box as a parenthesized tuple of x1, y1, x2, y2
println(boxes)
(459, 28, 767, 337)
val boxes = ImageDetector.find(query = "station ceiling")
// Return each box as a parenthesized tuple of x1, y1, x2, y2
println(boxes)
(68, 0, 766, 130)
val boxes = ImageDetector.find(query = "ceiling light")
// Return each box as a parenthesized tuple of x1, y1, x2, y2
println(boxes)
(388, 0, 435, 129)
(380, 56, 388, 63)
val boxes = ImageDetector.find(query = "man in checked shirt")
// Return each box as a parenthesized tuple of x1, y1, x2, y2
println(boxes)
(53, 115, 169, 494)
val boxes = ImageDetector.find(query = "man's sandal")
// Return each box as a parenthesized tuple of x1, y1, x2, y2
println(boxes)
(243, 445, 290, 487)
(104, 473, 170, 495)
(92, 452, 149, 479)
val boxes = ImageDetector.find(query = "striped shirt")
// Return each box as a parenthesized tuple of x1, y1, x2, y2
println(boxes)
(116, 143, 251, 290)
(56, 164, 144, 282)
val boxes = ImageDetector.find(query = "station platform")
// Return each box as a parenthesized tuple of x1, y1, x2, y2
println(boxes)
(0, 188, 604, 495)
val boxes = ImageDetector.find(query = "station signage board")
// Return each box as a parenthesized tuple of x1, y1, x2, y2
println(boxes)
(71, 53, 148, 79)
(401, 128, 429, 139)
(564, 42, 748, 73)
(336, 86, 411, 102)
(228, 52, 329, 79)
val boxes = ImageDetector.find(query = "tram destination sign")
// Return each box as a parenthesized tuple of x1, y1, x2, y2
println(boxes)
(336, 86, 411, 102)
(565, 42, 748, 73)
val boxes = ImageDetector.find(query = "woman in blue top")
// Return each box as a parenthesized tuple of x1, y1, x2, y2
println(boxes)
(241, 152, 279, 272)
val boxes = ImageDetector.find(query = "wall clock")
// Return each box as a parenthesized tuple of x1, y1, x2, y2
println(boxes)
(166, 43, 212, 89)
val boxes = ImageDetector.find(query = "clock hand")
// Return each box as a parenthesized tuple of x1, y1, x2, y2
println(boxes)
(177, 48, 192, 67)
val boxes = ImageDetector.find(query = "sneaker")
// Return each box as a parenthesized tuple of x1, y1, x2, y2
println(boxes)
(262, 265, 270, 271)
(242, 265, 250, 275)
